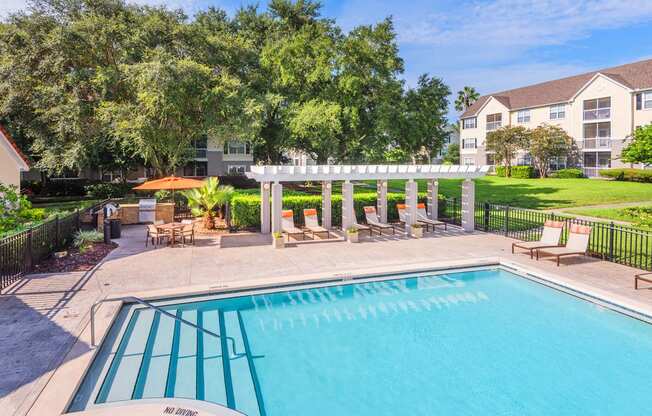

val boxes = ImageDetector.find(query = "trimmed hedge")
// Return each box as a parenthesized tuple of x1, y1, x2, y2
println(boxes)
(85, 182, 134, 199)
(495, 165, 535, 178)
(599, 168, 652, 183)
(231, 192, 437, 229)
(550, 168, 584, 179)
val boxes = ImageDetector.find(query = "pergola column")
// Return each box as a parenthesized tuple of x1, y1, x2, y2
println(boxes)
(427, 179, 439, 220)
(322, 181, 332, 229)
(260, 182, 271, 233)
(271, 182, 283, 234)
(341, 180, 355, 233)
(376, 180, 388, 223)
(405, 179, 418, 234)
(461, 178, 475, 232)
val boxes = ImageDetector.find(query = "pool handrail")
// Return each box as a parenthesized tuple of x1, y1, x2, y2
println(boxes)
(90, 296, 241, 356)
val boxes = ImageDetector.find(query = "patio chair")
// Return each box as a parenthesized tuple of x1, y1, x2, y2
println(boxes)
(416, 203, 447, 231)
(363, 206, 396, 235)
(303, 209, 330, 239)
(512, 220, 564, 258)
(282, 210, 307, 241)
(146, 224, 168, 247)
(180, 219, 195, 245)
(536, 224, 592, 266)
(347, 211, 372, 236)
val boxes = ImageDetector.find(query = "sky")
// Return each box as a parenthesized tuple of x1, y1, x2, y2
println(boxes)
(3, 0, 652, 120)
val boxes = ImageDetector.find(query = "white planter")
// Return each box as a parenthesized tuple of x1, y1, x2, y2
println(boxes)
(272, 236, 285, 249)
(347, 232, 360, 243)
(411, 227, 424, 239)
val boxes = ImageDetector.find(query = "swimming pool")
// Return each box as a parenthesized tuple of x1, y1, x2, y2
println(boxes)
(70, 267, 652, 415)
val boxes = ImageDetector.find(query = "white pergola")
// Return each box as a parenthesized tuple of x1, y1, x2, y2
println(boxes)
(245, 165, 490, 238)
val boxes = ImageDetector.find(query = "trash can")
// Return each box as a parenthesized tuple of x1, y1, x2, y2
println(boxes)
(103, 219, 111, 244)
(109, 218, 121, 239)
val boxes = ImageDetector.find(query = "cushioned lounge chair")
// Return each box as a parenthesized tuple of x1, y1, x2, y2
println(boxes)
(416, 203, 447, 231)
(282, 209, 307, 241)
(363, 206, 396, 235)
(303, 209, 330, 239)
(536, 224, 592, 266)
(512, 220, 564, 258)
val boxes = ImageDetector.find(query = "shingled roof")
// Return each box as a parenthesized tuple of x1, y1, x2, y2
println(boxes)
(461, 58, 652, 118)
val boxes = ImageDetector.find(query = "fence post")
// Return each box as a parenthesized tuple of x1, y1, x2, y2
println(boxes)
(608, 221, 615, 261)
(24, 227, 33, 272)
(504, 206, 510, 237)
(484, 202, 490, 232)
(55, 215, 61, 249)
(76, 208, 81, 230)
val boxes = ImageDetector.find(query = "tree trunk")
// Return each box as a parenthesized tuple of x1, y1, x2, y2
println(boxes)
(204, 212, 215, 229)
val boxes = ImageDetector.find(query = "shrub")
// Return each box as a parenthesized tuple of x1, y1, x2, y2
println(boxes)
(73, 230, 104, 253)
(0, 183, 46, 235)
(599, 168, 652, 183)
(550, 168, 584, 179)
(495, 166, 534, 178)
(40, 179, 89, 197)
(230, 192, 437, 229)
(85, 182, 133, 199)
(621, 207, 652, 229)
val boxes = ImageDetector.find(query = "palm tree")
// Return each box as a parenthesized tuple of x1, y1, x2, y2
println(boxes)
(454, 86, 480, 112)
(181, 177, 235, 229)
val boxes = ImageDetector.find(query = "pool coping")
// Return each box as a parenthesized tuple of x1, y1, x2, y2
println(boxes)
(26, 255, 652, 415)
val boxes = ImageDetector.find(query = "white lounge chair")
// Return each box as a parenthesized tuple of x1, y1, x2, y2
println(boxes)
(281, 210, 306, 241)
(303, 209, 330, 239)
(512, 220, 564, 258)
(416, 203, 447, 231)
(363, 206, 397, 235)
(536, 224, 592, 266)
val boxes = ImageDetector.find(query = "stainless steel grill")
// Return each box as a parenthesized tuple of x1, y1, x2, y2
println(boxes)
(138, 199, 157, 223)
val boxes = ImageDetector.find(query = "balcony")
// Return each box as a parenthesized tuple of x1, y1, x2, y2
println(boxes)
(194, 149, 207, 159)
(583, 108, 610, 121)
(578, 137, 612, 151)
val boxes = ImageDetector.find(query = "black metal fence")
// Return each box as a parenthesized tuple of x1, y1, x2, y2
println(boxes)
(0, 200, 110, 292)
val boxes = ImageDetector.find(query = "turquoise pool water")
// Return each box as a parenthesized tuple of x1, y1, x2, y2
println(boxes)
(71, 268, 652, 415)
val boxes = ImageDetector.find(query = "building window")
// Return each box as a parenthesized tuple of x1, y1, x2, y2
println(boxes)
(463, 157, 474, 166)
(225, 141, 251, 155)
(516, 153, 532, 166)
(50, 169, 79, 179)
(583, 97, 611, 120)
(486, 113, 502, 131)
(145, 167, 156, 178)
(583, 122, 611, 149)
(191, 136, 208, 159)
(101, 169, 122, 182)
(227, 165, 247, 175)
(550, 157, 567, 171)
(462, 117, 477, 129)
(462, 138, 477, 149)
(636, 91, 652, 110)
(183, 161, 207, 177)
(550, 104, 566, 120)
(517, 110, 530, 123)
(486, 154, 495, 165)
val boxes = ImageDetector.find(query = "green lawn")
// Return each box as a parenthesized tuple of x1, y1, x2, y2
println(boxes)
(32, 199, 101, 217)
(564, 203, 652, 225)
(382, 177, 652, 210)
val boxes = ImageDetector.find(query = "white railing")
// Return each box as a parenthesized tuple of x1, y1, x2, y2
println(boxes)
(486, 121, 502, 131)
(579, 137, 612, 150)
(583, 108, 610, 120)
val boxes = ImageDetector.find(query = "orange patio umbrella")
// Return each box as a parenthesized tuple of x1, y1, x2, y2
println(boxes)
(133, 176, 205, 191)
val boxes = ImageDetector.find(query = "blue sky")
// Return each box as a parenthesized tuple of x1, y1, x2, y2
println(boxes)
(3, 0, 652, 120)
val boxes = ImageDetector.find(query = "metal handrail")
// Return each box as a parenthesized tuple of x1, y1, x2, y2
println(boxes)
(90, 296, 241, 356)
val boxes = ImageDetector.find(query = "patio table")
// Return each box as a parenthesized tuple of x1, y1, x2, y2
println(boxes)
(156, 222, 186, 247)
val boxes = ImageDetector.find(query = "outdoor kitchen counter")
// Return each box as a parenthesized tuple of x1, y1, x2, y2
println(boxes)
(116, 202, 175, 225)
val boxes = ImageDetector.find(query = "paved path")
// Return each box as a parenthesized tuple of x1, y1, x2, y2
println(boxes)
(2, 225, 650, 415)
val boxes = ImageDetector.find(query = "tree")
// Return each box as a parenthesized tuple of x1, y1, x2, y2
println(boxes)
(442, 143, 460, 165)
(529, 124, 573, 178)
(288, 99, 343, 164)
(454, 86, 480, 112)
(394, 74, 450, 163)
(182, 177, 234, 229)
(621, 124, 652, 165)
(486, 126, 530, 177)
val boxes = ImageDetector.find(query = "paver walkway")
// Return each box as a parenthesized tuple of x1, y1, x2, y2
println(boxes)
(2, 224, 650, 415)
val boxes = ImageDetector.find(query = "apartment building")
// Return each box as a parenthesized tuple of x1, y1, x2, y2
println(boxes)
(459, 58, 652, 177)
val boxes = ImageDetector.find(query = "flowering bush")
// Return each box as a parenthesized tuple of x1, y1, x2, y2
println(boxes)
(0, 183, 45, 235)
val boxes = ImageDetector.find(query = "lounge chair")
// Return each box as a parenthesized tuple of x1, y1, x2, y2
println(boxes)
(635, 272, 652, 290)
(303, 209, 330, 239)
(536, 224, 592, 266)
(416, 203, 447, 231)
(281, 210, 306, 241)
(363, 206, 396, 235)
(512, 220, 564, 258)
(348, 215, 372, 236)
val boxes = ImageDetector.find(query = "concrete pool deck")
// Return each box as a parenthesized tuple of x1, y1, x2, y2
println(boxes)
(2, 224, 651, 415)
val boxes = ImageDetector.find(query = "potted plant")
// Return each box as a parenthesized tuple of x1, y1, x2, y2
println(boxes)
(182, 177, 234, 230)
(410, 223, 424, 238)
(346, 227, 360, 243)
(272, 231, 285, 249)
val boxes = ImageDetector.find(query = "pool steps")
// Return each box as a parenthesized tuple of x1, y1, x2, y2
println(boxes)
(96, 307, 263, 416)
